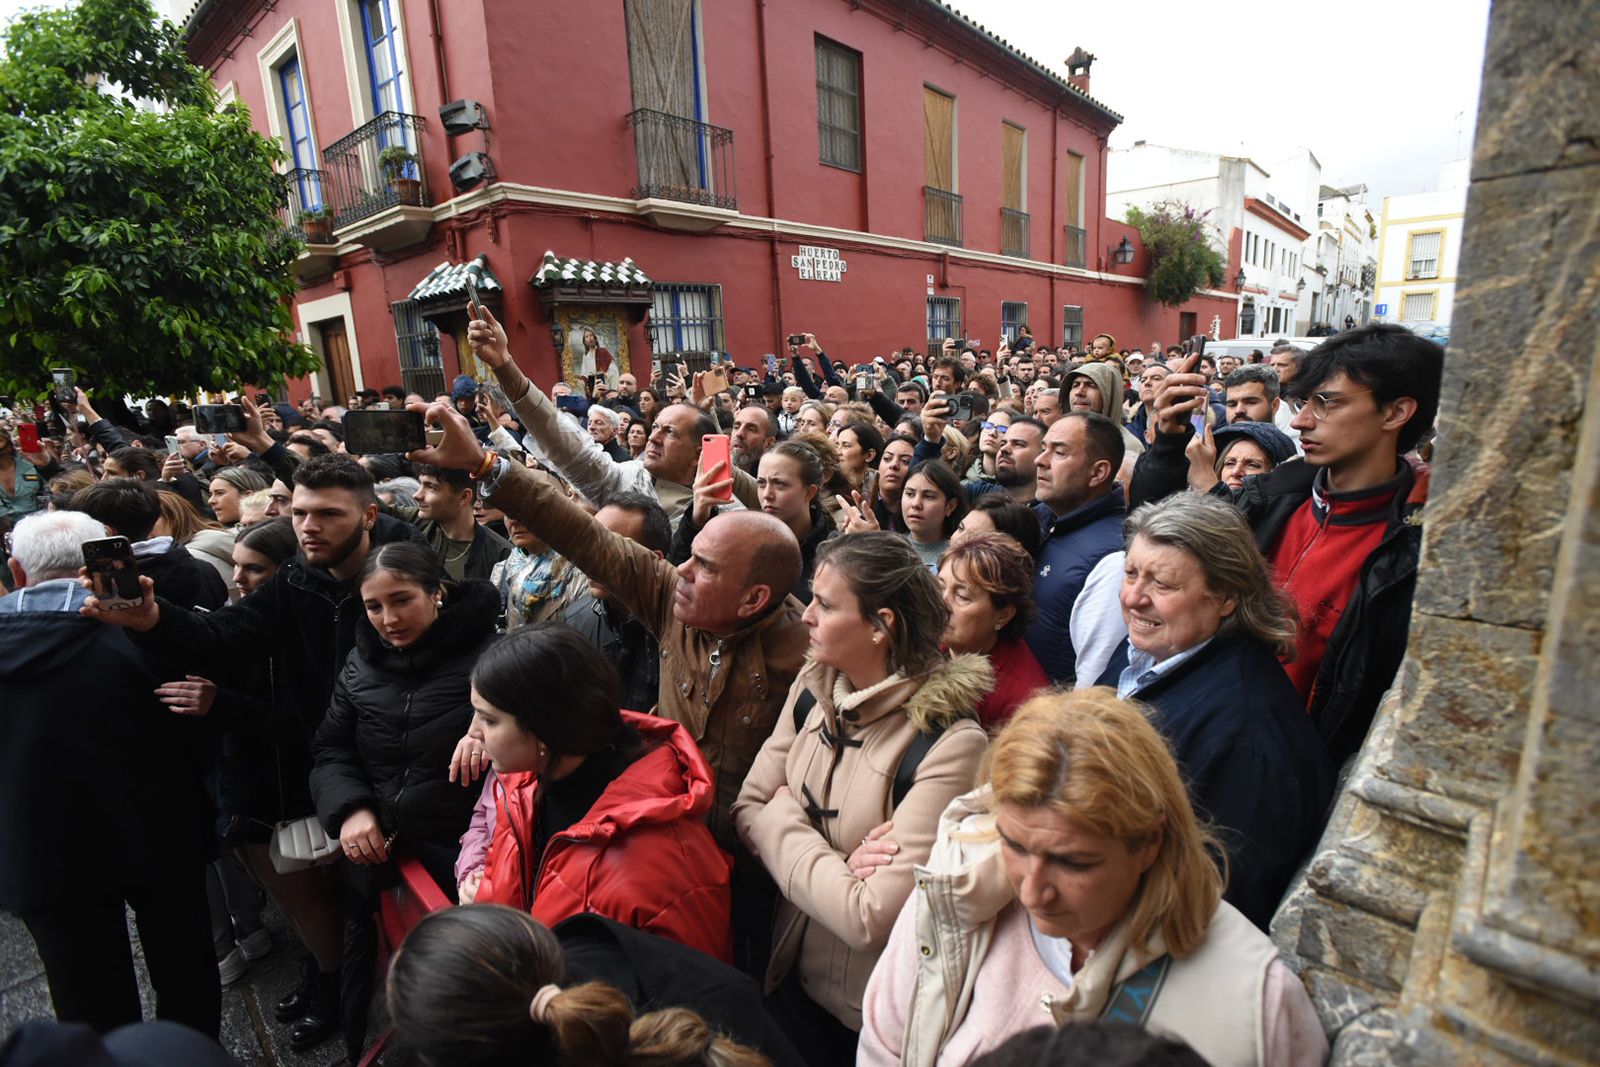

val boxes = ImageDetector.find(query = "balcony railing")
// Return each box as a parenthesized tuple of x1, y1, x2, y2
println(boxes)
(1064, 225, 1087, 269)
(1001, 207, 1029, 258)
(279, 168, 332, 242)
(323, 111, 430, 228)
(626, 108, 736, 211)
(925, 187, 963, 247)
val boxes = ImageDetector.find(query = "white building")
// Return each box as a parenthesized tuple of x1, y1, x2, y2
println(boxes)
(1107, 142, 1316, 340)
(1374, 161, 1469, 330)
(1311, 184, 1379, 332)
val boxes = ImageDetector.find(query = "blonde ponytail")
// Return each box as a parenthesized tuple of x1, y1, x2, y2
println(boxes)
(544, 981, 635, 1066)
(625, 1007, 771, 1067)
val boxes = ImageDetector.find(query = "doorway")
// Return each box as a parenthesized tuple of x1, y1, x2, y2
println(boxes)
(318, 319, 357, 406)
(1178, 311, 1197, 346)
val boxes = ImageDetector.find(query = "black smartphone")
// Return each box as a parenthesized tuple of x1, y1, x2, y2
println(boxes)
(253, 392, 272, 405)
(49, 367, 76, 404)
(786, 334, 806, 347)
(855, 373, 871, 393)
(951, 338, 967, 350)
(1186, 335, 1208, 358)
(947, 393, 976, 422)
(555, 394, 587, 414)
(82, 536, 142, 609)
(193, 403, 246, 434)
(742, 384, 761, 401)
(342, 409, 425, 455)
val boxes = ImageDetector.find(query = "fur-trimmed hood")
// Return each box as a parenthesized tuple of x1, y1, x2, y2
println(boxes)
(796, 651, 995, 734)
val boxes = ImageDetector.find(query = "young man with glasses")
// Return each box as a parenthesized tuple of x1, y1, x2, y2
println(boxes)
(1130, 324, 1444, 765)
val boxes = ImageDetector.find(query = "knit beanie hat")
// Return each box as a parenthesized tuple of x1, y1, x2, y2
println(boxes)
(1212, 421, 1298, 466)
(450, 375, 479, 403)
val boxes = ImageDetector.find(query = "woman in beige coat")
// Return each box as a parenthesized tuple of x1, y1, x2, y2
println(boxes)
(732, 532, 991, 1064)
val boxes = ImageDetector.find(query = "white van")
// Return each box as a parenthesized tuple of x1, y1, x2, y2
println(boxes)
(1196, 337, 1321, 363)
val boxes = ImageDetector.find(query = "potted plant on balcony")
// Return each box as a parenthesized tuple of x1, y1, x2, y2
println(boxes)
(300, 206, 335, 244)
(378, 145, 422, 206)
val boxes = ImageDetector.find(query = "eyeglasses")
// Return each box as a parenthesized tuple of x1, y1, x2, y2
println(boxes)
(1304, 387, 1373, 420)
(980, 422, 1007, 432)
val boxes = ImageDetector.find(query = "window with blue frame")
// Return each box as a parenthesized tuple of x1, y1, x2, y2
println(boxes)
(649, 284, 724, 354)
(359, 0, 410, 157)
(278, 57, 321, 211)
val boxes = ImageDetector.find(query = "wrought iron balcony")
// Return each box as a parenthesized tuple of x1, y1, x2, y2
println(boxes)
(626, 108, 736, 211)
(925, 187, 963, 247)
(1001, 208, 1030, 258)
(323, 111, 431, 228)
(279, 168, 332, 242)
(1064, 225, 1087, 269)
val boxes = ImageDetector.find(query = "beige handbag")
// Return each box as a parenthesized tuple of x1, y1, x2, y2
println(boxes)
(268, 815, 339, 874)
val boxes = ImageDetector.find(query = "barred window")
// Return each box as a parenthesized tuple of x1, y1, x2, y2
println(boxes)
(816, 38, 861, 171)
(1401, 292, 1436, 322)
(650, 283, 725, 355)
(1062, 305, 1084, 348)
(390, 299, 443, 400)
(1001, 302, 1029, 344)
(927, 296, 961, 350)
(1407, 231, 1441, 280)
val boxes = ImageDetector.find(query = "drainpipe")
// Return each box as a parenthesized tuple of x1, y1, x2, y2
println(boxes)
(430, 0, 451, 105)
(756, 0, 784, 348)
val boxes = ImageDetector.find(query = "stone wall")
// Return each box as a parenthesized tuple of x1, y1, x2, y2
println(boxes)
(1270, 1, 1600, 1062)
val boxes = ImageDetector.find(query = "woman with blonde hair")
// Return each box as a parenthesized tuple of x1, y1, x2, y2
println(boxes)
(793, 399, 834, 437)
(858, 691, 1328, 1067)
(1097, 492, 1333, 929)
(152, 488, 238, 597)
(387, 904, 800, 1066)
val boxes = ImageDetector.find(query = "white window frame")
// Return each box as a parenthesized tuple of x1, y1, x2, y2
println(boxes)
(335, 0, 418, 128)
(256, 19, 319, 163)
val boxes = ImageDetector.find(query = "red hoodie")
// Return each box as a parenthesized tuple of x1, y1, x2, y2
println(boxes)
(476, 711, 733, 962)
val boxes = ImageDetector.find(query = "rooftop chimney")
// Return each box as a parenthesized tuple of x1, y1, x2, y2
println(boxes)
(1066, 47, 1095, 96)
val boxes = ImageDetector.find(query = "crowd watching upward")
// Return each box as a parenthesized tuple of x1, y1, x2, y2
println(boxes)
(0, 316, 1441, 1066)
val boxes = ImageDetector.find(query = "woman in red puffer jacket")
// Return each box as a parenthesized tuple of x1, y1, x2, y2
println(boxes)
(456, 621, 732, 962)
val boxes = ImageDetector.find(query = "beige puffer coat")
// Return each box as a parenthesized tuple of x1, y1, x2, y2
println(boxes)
(732, 653, 992, 1030)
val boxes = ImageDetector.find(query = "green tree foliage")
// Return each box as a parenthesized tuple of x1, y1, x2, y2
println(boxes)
(1125, 202, 1229, 308)
(0, 0, 318, 399)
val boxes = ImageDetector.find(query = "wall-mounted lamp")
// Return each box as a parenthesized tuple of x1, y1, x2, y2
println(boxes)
(549, 319, 566, 353)
(1113, 236, 1136, 265)
(1234, 269, 1248, 291)
(1296, 277, 1307, 293)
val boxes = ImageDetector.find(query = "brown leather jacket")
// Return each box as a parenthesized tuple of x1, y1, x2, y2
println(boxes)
(732, 654, 992, 1029)
(484, 461, 809, 848)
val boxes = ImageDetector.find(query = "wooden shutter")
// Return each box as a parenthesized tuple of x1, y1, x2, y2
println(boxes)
(1064, 152, 1084, 228)
(1002, 123, 1024, 210)
(625, 0, 697, 118)
(924, 87, 954, 191)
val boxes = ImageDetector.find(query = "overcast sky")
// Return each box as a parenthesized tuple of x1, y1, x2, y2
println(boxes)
(958, 0, 1492, 208)
(4, 0, 1491, 209)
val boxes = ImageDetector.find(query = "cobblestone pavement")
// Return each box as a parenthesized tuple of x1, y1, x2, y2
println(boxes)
(0, 904, 380, 1065)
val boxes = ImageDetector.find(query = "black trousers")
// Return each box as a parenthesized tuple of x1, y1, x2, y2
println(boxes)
(765, 971, 860, 1067)
(19, 863, 221, 1038)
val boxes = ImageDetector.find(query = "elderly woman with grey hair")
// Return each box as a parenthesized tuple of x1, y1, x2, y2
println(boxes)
(1095, 493, 1334, 931)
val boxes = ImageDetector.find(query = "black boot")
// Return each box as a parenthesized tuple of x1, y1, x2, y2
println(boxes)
(274, 955, 318, 1023)
(288, 969, 341, 1052)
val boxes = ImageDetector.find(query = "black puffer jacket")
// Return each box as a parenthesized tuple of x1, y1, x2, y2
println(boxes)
(310, 579, 499, 846)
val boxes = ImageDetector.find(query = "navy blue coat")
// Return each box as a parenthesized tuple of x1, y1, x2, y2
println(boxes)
(1027, 486, 1126, 683)
(1099, 633, 1334, 930)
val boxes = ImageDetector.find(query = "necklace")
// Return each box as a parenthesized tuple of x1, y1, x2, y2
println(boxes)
(443, 536, 472, 564)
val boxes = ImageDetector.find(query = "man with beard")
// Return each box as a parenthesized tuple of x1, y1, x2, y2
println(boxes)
(1223, 365, 1283, 425)
(965, 416, 1045, 505)
(730, 404, 776, 474)
(79, 455, 426, 1049)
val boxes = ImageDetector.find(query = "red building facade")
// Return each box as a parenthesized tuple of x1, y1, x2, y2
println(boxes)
(184, 0, 1238, 400)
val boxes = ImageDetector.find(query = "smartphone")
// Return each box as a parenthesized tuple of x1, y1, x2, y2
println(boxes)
(1190, 412, 1207, 437)
(1186, 335, 1208, 358)
(742, 384, 761, 402)
(17, 423, 40, 451)
(698, 435, 734, 503)
(855, 373, 871, 394)
(555, 394, 587, 414)
(254, 392, 272, 405)
(702, 366, 730, 396)
(465, 273, 483, 319)
(49, 367, 76, 404)
(193, 403, 245, 434)
(342, 409, 425, 455)
(786, 334, 806, 348)
(164, 434, 182, 454)
(947, 393, 976, 422)
(951, 338, 967, 350)
(82, 536, 142, 609)
(764, 353, 778, 377)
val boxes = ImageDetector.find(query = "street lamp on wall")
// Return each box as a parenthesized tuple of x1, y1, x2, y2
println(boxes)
(1296, 277, 1307, 293)
(549, 319, 565, 354)
(1113, 236, 1136, 265)
(1234, 268, 1247, 291)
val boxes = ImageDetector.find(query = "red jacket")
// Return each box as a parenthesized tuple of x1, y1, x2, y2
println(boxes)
(476, 711, 733, 962)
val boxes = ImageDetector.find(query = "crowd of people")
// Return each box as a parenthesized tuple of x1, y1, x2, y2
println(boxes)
(0, 315, 1444, 1066)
